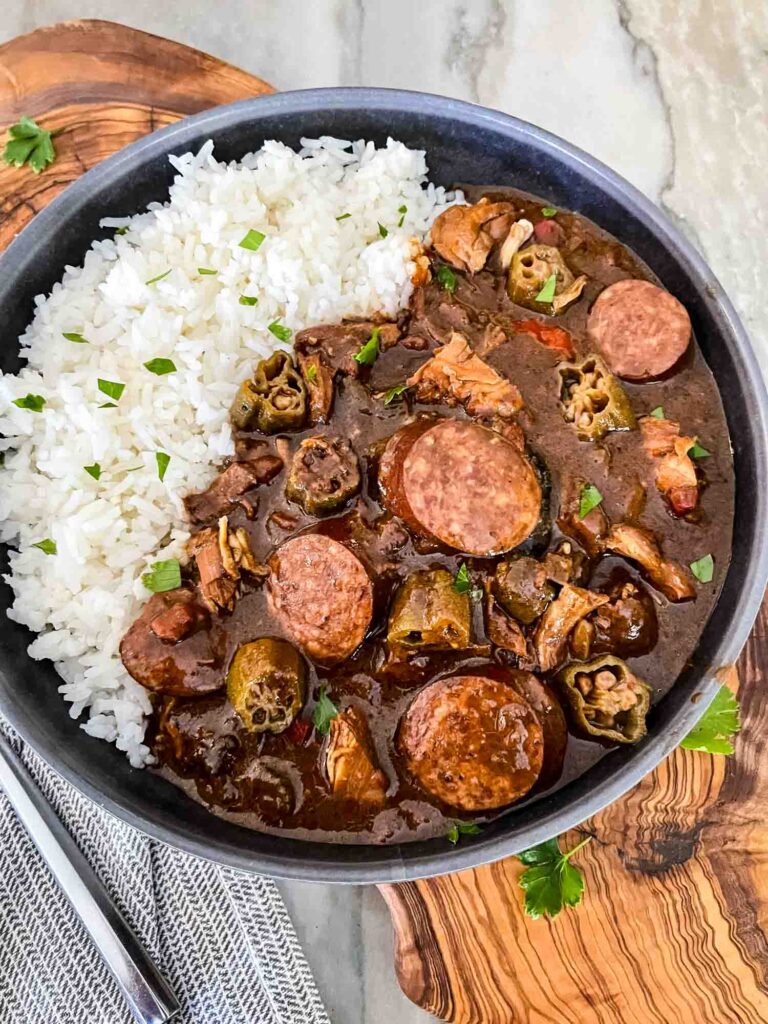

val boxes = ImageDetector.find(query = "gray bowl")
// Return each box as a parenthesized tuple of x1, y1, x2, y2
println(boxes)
(1, 89, 766, 883)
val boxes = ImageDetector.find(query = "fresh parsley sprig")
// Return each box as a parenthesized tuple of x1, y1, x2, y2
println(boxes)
(3, 117, 59, 174)
(680, 685, 740, 754)
(517, 835, 591, 920)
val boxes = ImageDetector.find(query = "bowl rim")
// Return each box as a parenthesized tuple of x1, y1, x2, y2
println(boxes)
(1, 86, 767, 884)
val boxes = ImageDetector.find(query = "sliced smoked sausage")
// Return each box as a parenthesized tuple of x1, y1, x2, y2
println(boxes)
(379, 418, 541, 556)
(398, 674, 543, 811)
(587, 279, 691, 380)
(267, 534, 373, 664)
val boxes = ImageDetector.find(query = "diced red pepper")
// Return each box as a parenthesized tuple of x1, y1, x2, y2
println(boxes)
(285, 717, 312, 745)
(512, 318, 576, 359)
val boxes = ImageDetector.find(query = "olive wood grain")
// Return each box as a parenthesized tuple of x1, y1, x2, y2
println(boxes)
(1, 20, 764, 1024)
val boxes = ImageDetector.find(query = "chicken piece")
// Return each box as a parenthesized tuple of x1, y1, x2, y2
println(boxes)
(409, 239, 432, 287)
(188, 517, 263, 613)
(295, 320, 400, 377)
(639, 416, 699, 517)
(557, 475, 609, 558)
(541, 540, 588, 586)
(184, 457, 283, 524)
(485, 590, 529, 657)
(297, 352, 334, 424)
(605, 522, 696, 602)
(430, 198, 515, 273)
(149, 590, 209, 643)
(326, 706, 388, 807)
(406, 332, 523, 420)
(476, 323, 508, 358)
(533, 584, 610, 672)
(499, 218, 534, 270)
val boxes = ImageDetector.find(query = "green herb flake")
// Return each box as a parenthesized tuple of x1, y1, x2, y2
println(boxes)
(436, 264, 458, 293)
(398, 204, 407, 227)
(535, 272, 558, 304)
(446, 822, 483, 845)
(3, 117, 57, 174)
(143, 358, 176, 376)
(312, 686, 339, 735)
(336, 212, 351, 222)
(541, 206, 558, 217)
(32, 539, 57, 556)
(99, 402, 117, 409)
(97, 379, 125, 401)
(649, 406, 665, 419)
(63, 332, 88, 344)
(689, 441, 711, 459)
(680, 685, 740, 755)
(690, 553, 714, 584)
(12, 394, 45, 412)
(517, 835, 591, 919)
(383, 384, 409, 406)
(115, 226, 129, 236)
(268, 321, 292, 343)
(239, 295, 259, 306)
(353, 327, 381, 366)
(305, 364, 318, 384)
(156, 451, 171, 482)
(84, 463, 102, 481)
(453, 562, 471, 594)
(141, 558, 182, 594)
(145, 269, 171, 286)
(197, 267, 217, 276)
(578, 483, 603, 520)
(239, 229, 266, 252)
(378, 222, 388, 239)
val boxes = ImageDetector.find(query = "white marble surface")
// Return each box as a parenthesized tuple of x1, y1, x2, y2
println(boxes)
(1, 2, 766, 1022)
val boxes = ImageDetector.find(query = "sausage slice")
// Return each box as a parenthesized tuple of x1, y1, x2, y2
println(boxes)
(398, 674, 543, 811)
(380, 418, 541, 556)
(587, 279, 691, 380)
(267, 534, 373, 664)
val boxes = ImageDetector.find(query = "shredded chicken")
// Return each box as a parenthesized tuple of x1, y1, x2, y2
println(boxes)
(533, 584, 610, 672)
(551, 274, 588, 313)
(188, 517, 264, 613)
(639, 416, 700, 516)
(605, 523, 696, 602)
(406, 331, 523, 420)
(499, 218, 534, 270)
(430, 198, 515, 273)
(326, 706, 388, 807)
(485, 592, 529, 657)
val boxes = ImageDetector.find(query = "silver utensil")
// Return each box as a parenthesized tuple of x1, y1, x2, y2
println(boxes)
(0, 732, 180, 1024)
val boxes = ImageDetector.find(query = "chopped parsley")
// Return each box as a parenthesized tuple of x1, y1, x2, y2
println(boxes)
(197, 267, 217, 276)
(541, 206, 558, 218)
(305, 364, 318, 383)
(156, 452, 171, 482)
(690, 553, 714, 584)
(397, 204, 407, 227)
(268, 321, 292, 343)
(578, 483, 603, 519)
(680, 685, 740, 755)
(535, 272, 558, 304)
(378, 222, 388, 238)
(353, 327, 381, 366)
(312, 686, 339, 735)
(141, 558, 181, 594)
(143, 358, 176, 376)
(97, 379, 125, 401)
(3, 116, 58, 174)
(383, 384, 410, 406)
(145, 269, 171, 286)
(99, 403, 117, 409)
(63, 332, 88, 344)
(436, 264, 457, 293)
(336, 212, 351, 221)
(12, 394, 45, 412)
(84, 463, 102, 481)
(446, 822, 482, 845)
(453, 563, 471, 594)
(649, 406, 665, 419)
(239, 295, 259, 306)
(31, 539, 57, 555)
(115, 226, 129, 236)
(239, 229, 265, 251)
(689, 441, 711, 459)
(517, 835, 591, 919)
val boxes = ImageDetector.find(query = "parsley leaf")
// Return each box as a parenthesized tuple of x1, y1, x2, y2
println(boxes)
(541, 206, 558, 217)
(99, 403, 117, 409)
(98, 379, 125, 401)
(12, 394, 45, 412)
(239, 295, 259, 306)
(578, 483, 603, 519)
(690, 553, 714, 583)
(453, 562, 471, 594)
(649, 406, 665, 419)
(156, 451, 171, 482)
(353, 327, 381, 366)
(517, 835, 591, 919)
(305, 364, 318, 383)
(145, 269, 171, 285)
(84, 463, 102, 480)
(239, 229, 265, 251)
(383, 384, 410, 405)
(143, 358, 176, 376)
(378, 222, 388, 238)
(398, 204, 407, 227)
(446, 822, 482, 845)
(312, 686, 339, 735)
(142, 558, 181, 593)
(197, 267, 217, 276)
(436, 264, 457, 293)
(336, 212, 351, 221)
(3, 117, 57, 174)
(689, 441, 711, 459)
(63, 332, 88, 344)
(680, 685, 740, 755)
(32, 539, 57, 555)
(268, 321, 292, 343)
(535, 272, 558, 304)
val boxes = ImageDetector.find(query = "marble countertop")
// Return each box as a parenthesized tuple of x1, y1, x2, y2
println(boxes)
(2, 2, 766, 1021)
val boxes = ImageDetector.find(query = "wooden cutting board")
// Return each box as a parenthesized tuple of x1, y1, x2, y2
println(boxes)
(2, 21, 767, 1023)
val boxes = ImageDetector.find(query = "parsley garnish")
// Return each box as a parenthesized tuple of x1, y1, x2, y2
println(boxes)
(436, 264, 457, 293)
(142, 558, 181, 593)
(3, 117, 58, 174)
(578, 483, 603, 519)
(143, 358, 176, 376)
(84, 463, 102, 480)
(378, 222, 388, 238)
(98, 379, 125, 401)
(453, 563, 471, 594)
(398, 204, 407, 227)
(535, 272, 557, 304)
(32, 539, 56, 555)
(383, 384, 410, 405)
(353, 327, 381, 366)
(689, 441, 711, 459)
(12, 394, 45, 412)
(145, 269, 171, 286)
(156, 452, 170, 482)
(63, 332, 88, 344)
(115, 226, 129, 236)
(680, 685, 740, 754)
(649, 406, 665, 419)
(541, 206, 557, 217)
(336, 213, 351, 221)
(305, 364, 318, 383)
(99, 403, 117, 409)
(517, 835, 591, 919)
(239, 295, 259, 306)
(268, 321, 292, 343)
(446, 822, 482, 845)
(197, 267, 217, 276)
(239, 229, 265, 251)
(690, 553, 714, 583)
(312, 686, 339, 735)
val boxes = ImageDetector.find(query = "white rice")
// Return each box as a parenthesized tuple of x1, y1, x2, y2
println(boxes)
(0, 136, 461, 766)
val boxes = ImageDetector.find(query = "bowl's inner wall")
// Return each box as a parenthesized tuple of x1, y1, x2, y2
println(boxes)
(0, 96, 763, 880)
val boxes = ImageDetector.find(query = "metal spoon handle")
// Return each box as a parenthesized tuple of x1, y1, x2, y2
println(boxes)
(0, 732, 180, 1024)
